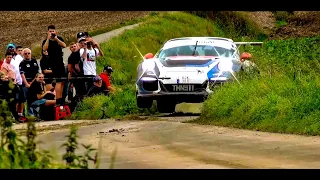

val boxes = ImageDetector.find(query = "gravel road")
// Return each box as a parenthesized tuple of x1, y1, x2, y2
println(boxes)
(32, 117, 320, 169)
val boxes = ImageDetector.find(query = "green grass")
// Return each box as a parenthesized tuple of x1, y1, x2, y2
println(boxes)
(194, 36, 320, 136)
(275, 20, 288, 28)
(70, 85, 158, 120)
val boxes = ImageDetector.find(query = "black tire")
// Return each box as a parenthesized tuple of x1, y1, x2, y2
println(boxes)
(136, 96, 153, 109)
(157, 99, 176, 113)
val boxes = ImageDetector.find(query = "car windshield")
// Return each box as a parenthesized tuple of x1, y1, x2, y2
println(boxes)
(156, 45, 236, 59)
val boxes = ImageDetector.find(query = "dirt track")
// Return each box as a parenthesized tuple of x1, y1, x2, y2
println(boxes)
(33, 116, 320, 169)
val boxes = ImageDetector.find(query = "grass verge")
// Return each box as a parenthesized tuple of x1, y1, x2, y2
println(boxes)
(193, 36, 320, 136)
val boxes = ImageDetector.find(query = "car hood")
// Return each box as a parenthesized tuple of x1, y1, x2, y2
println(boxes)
(153, 57, 220, 84)
(158, 56, 217, 67)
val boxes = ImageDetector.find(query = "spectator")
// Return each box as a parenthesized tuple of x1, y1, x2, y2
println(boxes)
(40, 50, 55, 91)
(0, 51, 26, 122)
(0, 44, 16, 67)
(77, 38, 86, 73)
(19, 48, 40, 116)
(67, 42, 86, 98)
(240, 52, 260, 74)
(1, 52, 17, 84)
(86, 75, 105, 97)
(7, 44, 23, 61)
(42, 24, 67, 105)
(9, 45, 26, 119)
(27, 73, 56, 119)
(76, 32, 88, 43)
(0, 77, 22, 123)
(6, 43, 17, 57)
(99, 65, 116, 93)
(14, 45, 24, 59)
(79, 36, 104, 90)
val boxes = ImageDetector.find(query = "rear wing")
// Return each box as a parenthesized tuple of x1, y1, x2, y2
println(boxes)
(234, 42, 263, 46)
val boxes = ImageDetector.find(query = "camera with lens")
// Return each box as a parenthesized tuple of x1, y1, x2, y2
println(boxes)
(51, 33, 56, 38)
(86, 41, 92, 46)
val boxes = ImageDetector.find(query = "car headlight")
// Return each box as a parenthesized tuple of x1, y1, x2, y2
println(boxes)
(142, 60, 156, 72)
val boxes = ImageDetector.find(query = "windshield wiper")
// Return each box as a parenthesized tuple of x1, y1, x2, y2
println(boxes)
(192, 40, 198, 56)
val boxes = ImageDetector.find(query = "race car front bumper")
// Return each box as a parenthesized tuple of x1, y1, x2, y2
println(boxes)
(137, 91, 209, 103)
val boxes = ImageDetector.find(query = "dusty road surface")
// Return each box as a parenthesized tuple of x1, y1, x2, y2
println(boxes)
(32, 116, 320, 169)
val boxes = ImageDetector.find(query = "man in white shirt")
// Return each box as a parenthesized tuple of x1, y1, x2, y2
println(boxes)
(79, 37, 104, 90)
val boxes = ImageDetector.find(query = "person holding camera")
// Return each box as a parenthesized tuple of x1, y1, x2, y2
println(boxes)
(42, 25, 67, 105)
(79, 36, 104, 90)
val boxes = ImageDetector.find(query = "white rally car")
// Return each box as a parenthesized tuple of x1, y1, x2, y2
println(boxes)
(135, 37, 262, 113)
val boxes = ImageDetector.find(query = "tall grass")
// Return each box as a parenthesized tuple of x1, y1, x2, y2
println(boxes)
(196, 36, 320, 136)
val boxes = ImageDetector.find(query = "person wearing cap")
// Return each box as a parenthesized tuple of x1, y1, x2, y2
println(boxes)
(6, 43, 17, 55)
(240, 52, 260, 75)
(86, 75, 105, 97)
(79, 36, 104, 91)
(77, 32, 89, 42)
(99, 65, 116, 93)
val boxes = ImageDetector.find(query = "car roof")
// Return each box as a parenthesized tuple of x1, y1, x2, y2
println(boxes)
(162, 37, 236, 50)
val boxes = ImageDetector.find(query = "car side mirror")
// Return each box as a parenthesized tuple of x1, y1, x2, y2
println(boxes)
(144, 53, 154, 59)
